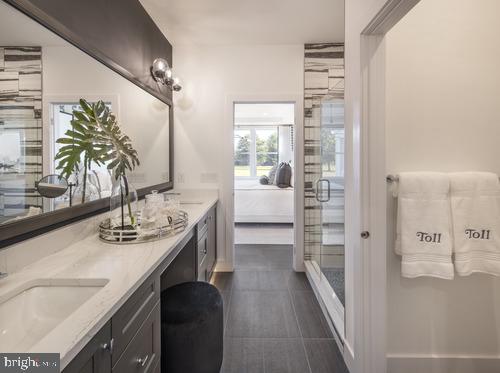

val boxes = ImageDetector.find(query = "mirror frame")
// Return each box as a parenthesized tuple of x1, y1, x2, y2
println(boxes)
(0, 0, 174, 248)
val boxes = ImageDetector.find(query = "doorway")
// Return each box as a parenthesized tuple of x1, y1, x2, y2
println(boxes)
(233, 102, 295, 267)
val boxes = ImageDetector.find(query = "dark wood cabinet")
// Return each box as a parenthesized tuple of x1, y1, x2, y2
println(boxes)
(63, 322, 112, 373)
(207, 207, 217, 279)
(197, 206, 217, 282)
(112, 304, 160, 373)
(112, 273, 160, 366)
(63, 205, 217, 373)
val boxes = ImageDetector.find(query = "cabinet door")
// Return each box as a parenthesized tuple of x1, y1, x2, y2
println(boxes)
(206, 207, 217, 278)
(112, 304, 160, 373)
(197, 232, 208, 282)
(112, 273, 159, 365)
(63, 322, 112, 373)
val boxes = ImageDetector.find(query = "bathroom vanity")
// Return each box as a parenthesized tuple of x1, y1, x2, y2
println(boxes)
(0, 191, 218, 372)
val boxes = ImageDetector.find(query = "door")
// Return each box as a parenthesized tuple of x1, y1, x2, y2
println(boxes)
(315, 96, 346, 310)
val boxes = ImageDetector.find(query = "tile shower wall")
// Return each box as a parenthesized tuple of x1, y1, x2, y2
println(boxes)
(0, 47, 43, 222)
(303, 43, 344, 263)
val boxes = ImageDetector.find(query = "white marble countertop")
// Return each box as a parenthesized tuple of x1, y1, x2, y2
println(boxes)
(0, 189, 218, 370)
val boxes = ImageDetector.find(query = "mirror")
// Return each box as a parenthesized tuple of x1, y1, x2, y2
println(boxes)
(0, 1, 171, 227)
(36, 175, 68, 198)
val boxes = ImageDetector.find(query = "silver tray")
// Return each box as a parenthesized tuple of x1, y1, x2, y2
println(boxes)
(98, 210, 188, 244)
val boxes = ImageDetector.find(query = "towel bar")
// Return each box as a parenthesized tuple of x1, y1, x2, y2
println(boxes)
(386, 174, 500, 183)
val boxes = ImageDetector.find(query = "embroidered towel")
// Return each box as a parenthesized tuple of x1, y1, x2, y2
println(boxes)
(450, 172, 500, 276)
(395, 172, 454, 279)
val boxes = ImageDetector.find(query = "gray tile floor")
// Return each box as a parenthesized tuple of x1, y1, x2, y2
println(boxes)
(211, 244, 349, 373)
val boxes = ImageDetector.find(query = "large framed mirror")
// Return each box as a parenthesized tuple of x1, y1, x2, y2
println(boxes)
(0, 0, 173, 247)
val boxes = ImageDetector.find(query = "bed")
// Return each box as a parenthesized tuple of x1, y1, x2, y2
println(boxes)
(234, 179, 294, 223)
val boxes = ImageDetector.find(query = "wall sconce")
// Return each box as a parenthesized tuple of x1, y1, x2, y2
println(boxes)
(151, 58, 182, 91)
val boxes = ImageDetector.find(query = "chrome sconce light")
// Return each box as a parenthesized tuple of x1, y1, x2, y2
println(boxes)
(151, 58, 182, 91)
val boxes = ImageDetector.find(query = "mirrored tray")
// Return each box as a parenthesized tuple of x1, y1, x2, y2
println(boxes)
(98, 210, 188, 244)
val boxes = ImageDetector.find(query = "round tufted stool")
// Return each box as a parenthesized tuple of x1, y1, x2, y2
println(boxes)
(161, 281, 223, 373)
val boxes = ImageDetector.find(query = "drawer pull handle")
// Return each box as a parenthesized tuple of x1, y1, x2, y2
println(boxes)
(137, 354, 149, 367)
(102, 338, 114, 354)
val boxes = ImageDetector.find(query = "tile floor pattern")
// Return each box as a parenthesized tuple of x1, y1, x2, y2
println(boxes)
(211, 244, 349, 373)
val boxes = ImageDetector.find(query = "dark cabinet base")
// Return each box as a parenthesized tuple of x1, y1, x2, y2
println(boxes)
(197, 206, 217, 282)
(63, 206, 216, 373)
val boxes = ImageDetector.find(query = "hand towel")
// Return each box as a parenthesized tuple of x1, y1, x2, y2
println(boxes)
(395, 172, 454, 279)
(450, 172, 500, 276)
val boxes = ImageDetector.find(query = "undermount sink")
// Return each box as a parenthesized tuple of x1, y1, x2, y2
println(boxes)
(0, 278, 109, 352)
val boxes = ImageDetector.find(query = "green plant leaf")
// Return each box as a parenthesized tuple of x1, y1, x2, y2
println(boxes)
(54, 98, 140, 183)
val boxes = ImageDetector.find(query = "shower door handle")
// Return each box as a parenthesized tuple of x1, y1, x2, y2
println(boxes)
(315, 178, 331, 203)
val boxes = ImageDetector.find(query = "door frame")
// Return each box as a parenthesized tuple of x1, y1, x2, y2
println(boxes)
(353, 0, 421, 372)
(219, 93, 304, 272)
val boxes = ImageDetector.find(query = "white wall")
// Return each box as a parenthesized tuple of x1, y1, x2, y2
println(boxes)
(172, 44, 304, 268)
(386, 0, 500, 369)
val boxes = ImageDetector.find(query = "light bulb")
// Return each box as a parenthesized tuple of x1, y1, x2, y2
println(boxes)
(172, 77, 182, 92)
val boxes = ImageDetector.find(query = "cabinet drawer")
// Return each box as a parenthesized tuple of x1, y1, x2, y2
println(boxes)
(113, 303, 160, 373)
(197, 212, 209, 237)
(207, 207, 217, 279)
(197, 232, 208, 266)
(112, 273, 159, 364)
(197, 231, 208, 281)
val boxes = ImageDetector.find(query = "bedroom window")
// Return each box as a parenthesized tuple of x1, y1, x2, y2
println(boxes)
(233, 102, 294, 179)
(234, 126, 278, 178)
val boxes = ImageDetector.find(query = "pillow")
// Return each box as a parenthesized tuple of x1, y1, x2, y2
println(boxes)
(259, 175, 270, 185)
(268, 164, 278, 185)
(275, 162, 292, 188)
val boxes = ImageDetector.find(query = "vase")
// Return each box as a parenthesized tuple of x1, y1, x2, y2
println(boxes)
(72, 171, 100, 205)
(109, 175, 138, 238)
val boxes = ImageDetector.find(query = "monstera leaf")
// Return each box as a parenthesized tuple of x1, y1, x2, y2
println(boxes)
(55, 99, 139, 179)
(54, 99, 139, 205)
(79, 99, 140, 179)
(54, 111, 108, 180)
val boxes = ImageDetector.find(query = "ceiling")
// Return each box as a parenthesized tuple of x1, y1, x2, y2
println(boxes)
(140, 0, 344, 45)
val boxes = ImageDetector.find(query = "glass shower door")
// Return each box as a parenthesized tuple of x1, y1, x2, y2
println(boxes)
(317, 97, 345, 308)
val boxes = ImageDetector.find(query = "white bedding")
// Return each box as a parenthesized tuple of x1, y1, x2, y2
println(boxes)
(235, 179, 294, 223)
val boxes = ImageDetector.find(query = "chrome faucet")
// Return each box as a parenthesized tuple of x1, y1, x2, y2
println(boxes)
(0, 272, 7, 280)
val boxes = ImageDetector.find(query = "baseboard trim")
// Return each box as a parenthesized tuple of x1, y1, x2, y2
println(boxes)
(387, 354, 500, 373)
(214, 261, 234, 272)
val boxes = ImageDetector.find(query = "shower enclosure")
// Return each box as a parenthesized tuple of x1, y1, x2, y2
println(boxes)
(304, 96, 345, 341)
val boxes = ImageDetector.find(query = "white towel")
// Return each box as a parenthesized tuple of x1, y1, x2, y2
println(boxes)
(395, 172, 454, 279)
(450, 172, 500, 276)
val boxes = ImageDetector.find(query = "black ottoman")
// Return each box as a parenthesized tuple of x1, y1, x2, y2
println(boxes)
(161, 281, 223, 373)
